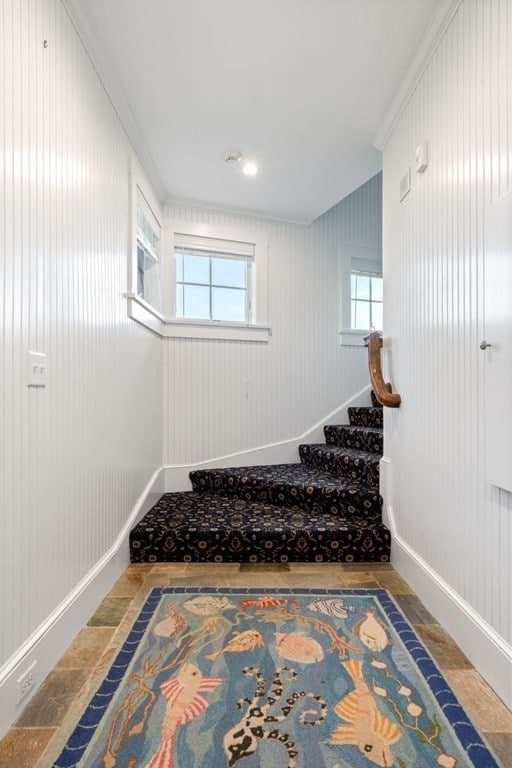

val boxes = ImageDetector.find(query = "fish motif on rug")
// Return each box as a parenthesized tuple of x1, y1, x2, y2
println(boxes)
(329, 659, 401, 766)
(145, 663, 223, 768)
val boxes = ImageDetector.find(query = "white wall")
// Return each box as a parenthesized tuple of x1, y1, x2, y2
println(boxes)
(163, 175, 381, 469)
(381, 0, 512, 707)
(0, 0, 162, 735)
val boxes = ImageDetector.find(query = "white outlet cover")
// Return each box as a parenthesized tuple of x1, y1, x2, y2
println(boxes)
(28, 351, 47, 387)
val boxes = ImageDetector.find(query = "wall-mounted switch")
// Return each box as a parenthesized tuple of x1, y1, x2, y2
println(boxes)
(416, 142, 428, 173)
(28, 351, 47, 387)
(399, 168, 411, 201)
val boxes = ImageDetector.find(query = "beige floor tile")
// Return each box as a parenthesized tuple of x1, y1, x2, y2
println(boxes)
(415, 624, 473, 670)
(239, 563, 290, 572)
(106, 569, 148, 597)
(87, 597, 133, 627)
(484, 732, 512, 765)
(444, 669, 512, 733)
(56, 626, 115, 670)
(395, 594, 437, 625)
(371, 571, 414, 594)
(0, 727, 55, 768)
(282, 572, 345, 588)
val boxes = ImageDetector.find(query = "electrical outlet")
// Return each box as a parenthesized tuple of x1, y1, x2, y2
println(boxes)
(17, 661, 37, 704)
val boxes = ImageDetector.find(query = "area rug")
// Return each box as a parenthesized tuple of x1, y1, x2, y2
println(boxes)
(54, 588, 502, 768)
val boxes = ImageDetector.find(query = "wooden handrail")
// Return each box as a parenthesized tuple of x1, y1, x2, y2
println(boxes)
(364, 331, 401, 408)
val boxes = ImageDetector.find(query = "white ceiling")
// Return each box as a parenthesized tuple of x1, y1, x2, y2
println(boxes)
(80, 0, 440, 222)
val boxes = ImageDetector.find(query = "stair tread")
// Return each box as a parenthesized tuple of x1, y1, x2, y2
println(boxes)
(132, 491, 384, 529)
(191, 462, 379, 496)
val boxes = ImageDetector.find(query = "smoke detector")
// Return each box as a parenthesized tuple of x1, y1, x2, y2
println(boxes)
(223, 149, 242, 164)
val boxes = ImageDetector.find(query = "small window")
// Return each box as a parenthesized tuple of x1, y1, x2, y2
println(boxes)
(351, 271, 383, 330)
(136, 189, 162, 312)
(173, 233, 255, 324)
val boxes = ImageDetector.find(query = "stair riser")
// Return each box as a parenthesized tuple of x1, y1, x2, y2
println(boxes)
(324, 426, 383, 454)
(190, 471, 382, 523)
(348, 406, 383, 428)
(129, 491, 390, 564)
(299, 446, 379, 490)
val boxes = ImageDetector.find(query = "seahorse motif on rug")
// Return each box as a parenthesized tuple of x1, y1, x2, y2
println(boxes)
(223, 665, 326, 768)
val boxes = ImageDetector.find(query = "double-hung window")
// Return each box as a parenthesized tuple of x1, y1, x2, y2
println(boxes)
(350, 270, 383, 330)
(174, 240, 254, 323)
(173, 233, 255, 324)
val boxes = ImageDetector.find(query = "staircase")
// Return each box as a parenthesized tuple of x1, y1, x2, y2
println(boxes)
(130, 394, 390, 564)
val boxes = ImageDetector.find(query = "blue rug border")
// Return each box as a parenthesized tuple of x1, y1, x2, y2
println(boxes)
(53, 586, 502, 768)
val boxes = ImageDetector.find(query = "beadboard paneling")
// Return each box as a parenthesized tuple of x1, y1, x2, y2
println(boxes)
(163, 175, 381, 465)
(382, 0, 512, 653)
(0, 0, 161, 677)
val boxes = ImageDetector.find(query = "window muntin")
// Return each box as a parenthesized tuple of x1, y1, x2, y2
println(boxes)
(351, 271, 383, 330)
(175, 248, 250, 323)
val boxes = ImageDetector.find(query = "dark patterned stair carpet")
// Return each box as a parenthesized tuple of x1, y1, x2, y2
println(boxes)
(129, 492, 390, 564)
(190, 463, 382, 521)
(323, 424, 383, 453)
(130, 396, 390, 564)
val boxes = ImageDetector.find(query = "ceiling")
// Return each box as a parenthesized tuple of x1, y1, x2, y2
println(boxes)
(80, 0, 440, 222)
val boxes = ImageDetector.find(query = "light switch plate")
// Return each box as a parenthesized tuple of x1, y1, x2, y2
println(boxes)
(28, 351, 47, 387)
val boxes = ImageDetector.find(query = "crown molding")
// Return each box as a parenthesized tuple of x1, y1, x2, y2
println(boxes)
(62, 0, 167, 202)
(165, 196, 312, 227)
(374, 0, 463, 150)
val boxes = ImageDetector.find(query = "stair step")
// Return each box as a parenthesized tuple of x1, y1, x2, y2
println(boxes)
(130, 492, 390, 564)
(190, 463, 382, 522)
(324, 424, 383, 454)
(348, 406, 383, 428)
(299, 444, 380, 490)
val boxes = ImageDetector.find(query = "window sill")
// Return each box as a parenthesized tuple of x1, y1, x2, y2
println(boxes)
(339, 329, 372, 347)
(126, 294, 271, 342)
(165, 318, 271, 342)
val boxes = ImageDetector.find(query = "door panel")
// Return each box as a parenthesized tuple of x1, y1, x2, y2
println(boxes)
(484, 190, 512, 493)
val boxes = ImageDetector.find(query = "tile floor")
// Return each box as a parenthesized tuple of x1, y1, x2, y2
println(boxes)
(0, 562, 511, 767)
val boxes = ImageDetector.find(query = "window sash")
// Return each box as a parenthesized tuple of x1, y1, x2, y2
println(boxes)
(175, 247, 251, 323)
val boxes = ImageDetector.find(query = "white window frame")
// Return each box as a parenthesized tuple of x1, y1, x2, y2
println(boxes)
(164, 220, 270, 342)
(350, 269, 383, 331)
(126, 159, 165, 335)
(339, 246, 382, 347)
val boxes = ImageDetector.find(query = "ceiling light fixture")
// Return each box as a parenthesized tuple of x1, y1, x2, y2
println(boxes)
(223, 149, 258, 177)
(242, 161, 258, 176)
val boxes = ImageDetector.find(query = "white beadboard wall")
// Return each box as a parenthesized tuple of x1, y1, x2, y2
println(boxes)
(382, 0, 512, 704)
(163, 174, 381, 468)
(0, 0, 162, 732)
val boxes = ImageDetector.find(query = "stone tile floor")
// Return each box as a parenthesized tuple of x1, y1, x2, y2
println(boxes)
(0, 562, 511, 767)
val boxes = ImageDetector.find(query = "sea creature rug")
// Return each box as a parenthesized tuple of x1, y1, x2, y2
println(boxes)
(54, 588, 503, 768)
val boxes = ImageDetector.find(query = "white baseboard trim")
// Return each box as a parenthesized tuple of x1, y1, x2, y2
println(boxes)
(163, 386, 372, 491)
(388, 505, 512, 710)
(0, 466, 165, 740)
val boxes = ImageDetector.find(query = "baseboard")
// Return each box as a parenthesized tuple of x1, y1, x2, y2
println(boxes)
(388, 505, 512, 711)
(0, 466, 165, 740)
(163, 386, 372, 491)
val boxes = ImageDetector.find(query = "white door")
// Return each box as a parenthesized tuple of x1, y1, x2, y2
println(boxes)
(484, 190, 512, 493)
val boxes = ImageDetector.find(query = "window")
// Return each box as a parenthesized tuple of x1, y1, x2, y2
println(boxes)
(136, 189, 162, 312)
(351, 271, 383, 330)
(167, 224, 269, 341)
(175, 246, 251, 323)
